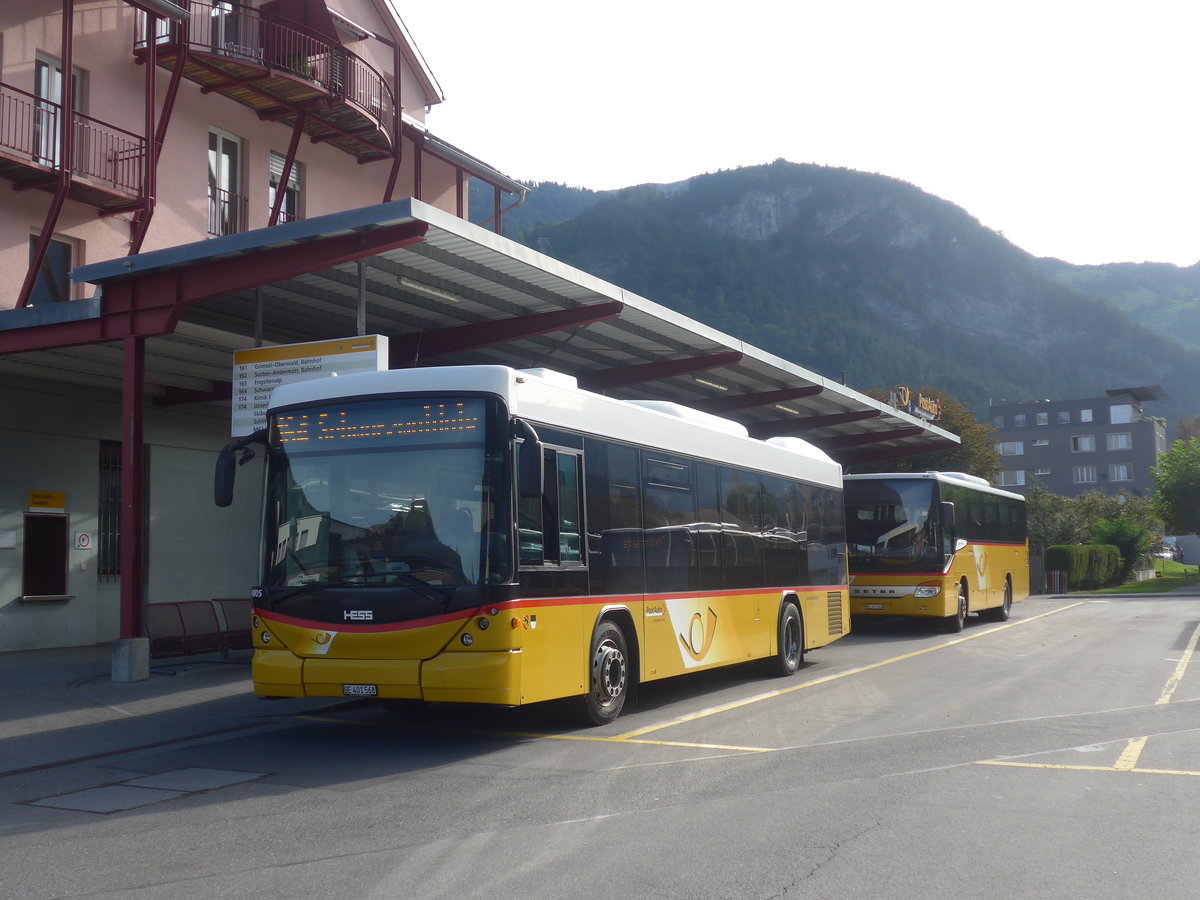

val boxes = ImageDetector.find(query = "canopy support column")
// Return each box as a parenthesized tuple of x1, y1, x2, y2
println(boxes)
(113, 335, 149, 682)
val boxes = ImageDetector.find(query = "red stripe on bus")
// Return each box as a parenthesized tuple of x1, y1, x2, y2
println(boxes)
(255, 583, 851, 633)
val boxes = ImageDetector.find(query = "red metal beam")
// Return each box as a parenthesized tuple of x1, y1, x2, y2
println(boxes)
(747, 409, 881, 440)
(155, 382, 234, 407)
(689, 385, 824, 414)
(119, 335, 146, 639)
(383, 37, 402, 202)
(576, 351, 744, 392)
(838, 438, 961, 468)
(390, 301, 625, 366)
(17, 0, 76, 309)
(1, 220, 429, 354)
(268, 111, 305, 227)
(811, 426, 926, 451)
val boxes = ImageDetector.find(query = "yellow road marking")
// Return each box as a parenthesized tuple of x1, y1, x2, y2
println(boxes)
(977, 617, 1200, 775)
(1156, 620, 1200, 705)
(296, 714, 773, 752)
(615, 602, 1086, 740)
(1113, 736, 1148, 770)
(978, 759, 1200, 778)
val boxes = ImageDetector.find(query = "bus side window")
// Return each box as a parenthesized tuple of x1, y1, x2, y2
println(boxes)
(556, 452, 583, 564)
(518, 444, 546, 565)
(520, 446, 584, 567)
(585, 438, 643, 594)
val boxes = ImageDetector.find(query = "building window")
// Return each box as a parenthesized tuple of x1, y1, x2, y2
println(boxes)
(993, 416, 1004, 428)
(1109, 464, 1133, 482)
(998, 469, 1026, 487)
(1014, 414, 1026, 427)
(1073, 466, 1097, 484)
(1034, 468, 1051, 476)
(1110, 404, 1134, 425)
(1071, 435, 1096, 453)
(1080, 408, 1093, 422)
(1107, 432, 1132, 451)
(33, 54, 82, 167)
(269, 151, 302, 223)
(208, 127, 245, 236)
(1057, 410, 1071, 424)
(1036, 412, 1049, 426)
(28, 233, 75, 304)
(1032, 438, 1050, 447)
(996, 441, 1024, 456)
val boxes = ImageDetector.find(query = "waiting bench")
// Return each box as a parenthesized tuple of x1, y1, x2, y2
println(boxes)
(144, 598, 253, 659)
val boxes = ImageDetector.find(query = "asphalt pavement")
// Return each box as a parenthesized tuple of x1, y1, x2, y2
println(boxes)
(4, 580, 1200, 779)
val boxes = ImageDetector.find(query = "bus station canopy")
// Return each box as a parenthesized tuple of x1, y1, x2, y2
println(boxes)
(2, 198, 958, 467)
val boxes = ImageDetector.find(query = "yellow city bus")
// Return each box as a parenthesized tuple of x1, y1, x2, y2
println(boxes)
(843, 472, 1028, 632)
(216, 365, 850, 724)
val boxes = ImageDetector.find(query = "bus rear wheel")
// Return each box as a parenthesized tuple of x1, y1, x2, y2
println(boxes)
(944, 582, 967, 633)
(985, 578, 1013, 622)
(774, 601, 804, 676)
(583, 620, 629, 726)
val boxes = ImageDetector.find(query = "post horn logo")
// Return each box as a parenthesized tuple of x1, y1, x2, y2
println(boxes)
(678, 607, 718, 662)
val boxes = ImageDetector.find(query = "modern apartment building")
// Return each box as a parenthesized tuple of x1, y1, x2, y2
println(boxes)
(989, 387, 1168, 498)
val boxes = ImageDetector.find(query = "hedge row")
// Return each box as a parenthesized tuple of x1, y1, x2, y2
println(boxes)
(1045, 544, 1122, 590)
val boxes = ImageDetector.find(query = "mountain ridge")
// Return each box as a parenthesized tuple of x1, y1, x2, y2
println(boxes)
(492, 161, 1199, 428)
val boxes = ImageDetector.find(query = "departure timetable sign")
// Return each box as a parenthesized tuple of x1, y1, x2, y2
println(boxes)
(231, 336, 388, 436)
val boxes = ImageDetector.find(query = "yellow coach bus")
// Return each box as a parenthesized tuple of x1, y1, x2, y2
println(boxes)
(843, 472, 1029, 633)
(216, 365, 850, 724)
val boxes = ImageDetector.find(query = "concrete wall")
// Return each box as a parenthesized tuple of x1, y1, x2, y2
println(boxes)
(0, 374, 262, 651)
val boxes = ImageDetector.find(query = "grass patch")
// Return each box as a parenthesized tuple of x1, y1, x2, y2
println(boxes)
(1074, 558, 1199, 594)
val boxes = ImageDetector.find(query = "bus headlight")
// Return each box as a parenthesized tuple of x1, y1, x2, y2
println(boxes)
(914, 584, 941, 599)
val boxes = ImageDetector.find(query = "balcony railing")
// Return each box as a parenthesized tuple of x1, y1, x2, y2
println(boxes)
(208, 185, 248, 237)
(0, 81, 145, 197)
(136, 2, 396, 157)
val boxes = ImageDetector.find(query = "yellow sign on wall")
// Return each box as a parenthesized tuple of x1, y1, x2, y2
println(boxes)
(29, 490, 66, 510)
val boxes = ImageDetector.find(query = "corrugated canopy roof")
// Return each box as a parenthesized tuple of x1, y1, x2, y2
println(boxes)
(2, 199, 959, 467)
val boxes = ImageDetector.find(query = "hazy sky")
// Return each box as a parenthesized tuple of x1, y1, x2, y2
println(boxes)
(400, 1, 1200, 267)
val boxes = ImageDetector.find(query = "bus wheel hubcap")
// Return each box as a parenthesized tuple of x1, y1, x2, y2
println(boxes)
(593, 641, 625, 702)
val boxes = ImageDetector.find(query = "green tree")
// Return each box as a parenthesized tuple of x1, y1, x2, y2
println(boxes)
(850, 387, 999, 480)
(1177, 416, 1200, 441)
(1026, 485, 1159, 565)
(1153, 437, 1200, 534)
(1091, 513, 1152, 581)
(1025, 483, 1087, 548)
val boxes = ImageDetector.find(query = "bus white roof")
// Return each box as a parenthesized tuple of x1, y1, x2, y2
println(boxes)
(269, 366, 841, 488)
(844, 471, 1025, 501)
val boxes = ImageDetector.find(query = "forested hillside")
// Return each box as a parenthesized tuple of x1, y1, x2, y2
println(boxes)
(1038, 258, 1200, 351)
(494, 161, 1200, 426)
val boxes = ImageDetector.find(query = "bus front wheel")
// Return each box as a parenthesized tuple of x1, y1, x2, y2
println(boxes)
(774, 600, 804, 676)
(583, 620, 629, 726)
(944, 583, 967, 634)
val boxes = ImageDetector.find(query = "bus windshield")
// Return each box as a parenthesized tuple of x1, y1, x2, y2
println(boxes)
(264, 396, 509, 588)
(844, 477, 942, 572)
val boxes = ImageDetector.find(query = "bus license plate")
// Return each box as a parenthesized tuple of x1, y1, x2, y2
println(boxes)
(342, 684, 378, 697)
(865, 604, 884, 611)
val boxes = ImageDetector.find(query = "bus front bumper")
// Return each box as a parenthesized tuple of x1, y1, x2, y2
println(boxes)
(252, 648, 523, 705)
(850, 591, 944, 618)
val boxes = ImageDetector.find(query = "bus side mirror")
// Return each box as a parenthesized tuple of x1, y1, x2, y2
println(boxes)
(214, 429, 267, 508)
(513, 418, 543, 499)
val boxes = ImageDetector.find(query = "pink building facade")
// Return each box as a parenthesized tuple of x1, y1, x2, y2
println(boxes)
(1, 0, 523, 310)
(0, 1, 523, 654)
